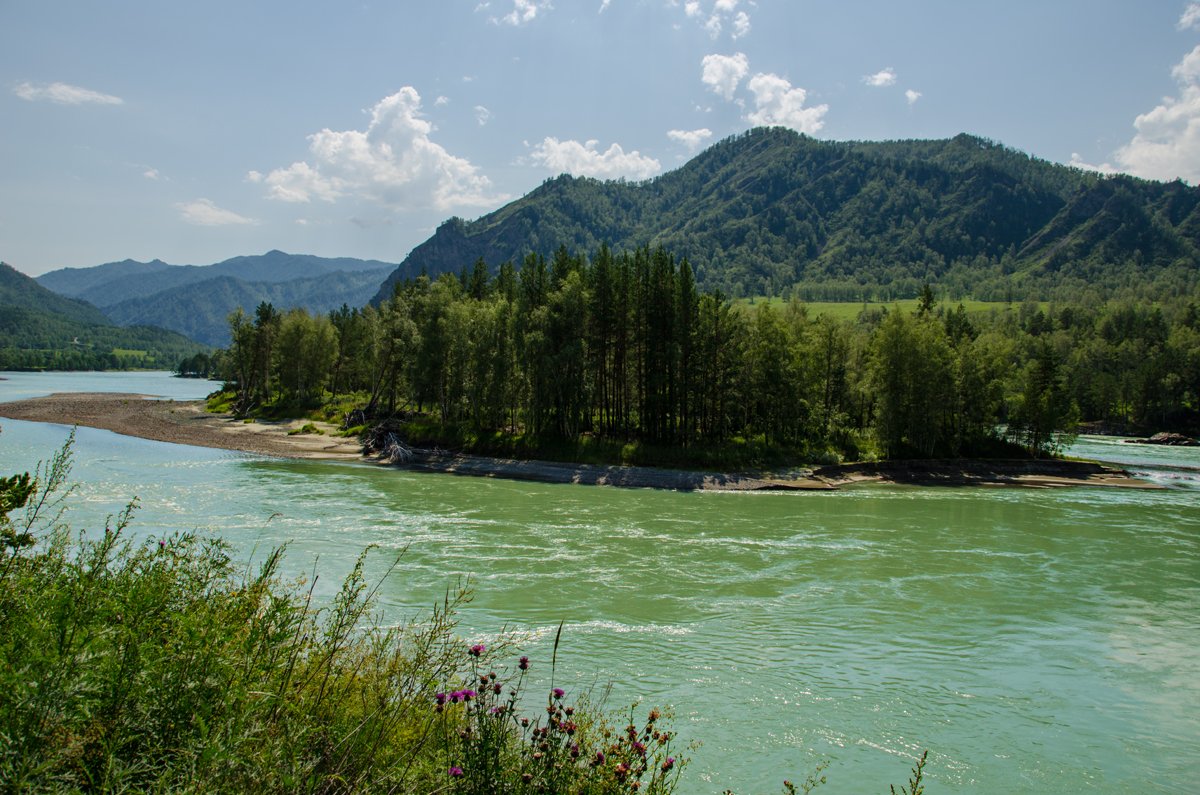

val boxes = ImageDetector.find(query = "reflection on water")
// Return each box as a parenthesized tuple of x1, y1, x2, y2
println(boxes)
(1, 375, 1198, 793)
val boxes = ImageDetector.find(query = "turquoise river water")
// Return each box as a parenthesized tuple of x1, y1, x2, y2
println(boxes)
(1, 371, 1197, 793)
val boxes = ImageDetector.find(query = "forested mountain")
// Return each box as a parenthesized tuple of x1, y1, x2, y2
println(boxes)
(36, 251, 399, 346)
(39, 250, 397, 309)
(373, 127, 1200, 304)
(0, 263, 206, 370)
(102, 268, 393, 346)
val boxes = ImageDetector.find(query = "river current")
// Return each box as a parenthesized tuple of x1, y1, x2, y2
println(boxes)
(1, 371, 1197, 794)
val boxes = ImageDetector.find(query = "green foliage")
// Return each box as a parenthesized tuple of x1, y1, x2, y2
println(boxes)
(0, 263, 208, 371)
(219, 243, 1200, 466)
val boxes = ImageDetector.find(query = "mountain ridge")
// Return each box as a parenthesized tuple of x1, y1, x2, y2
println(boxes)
(372, 127, 1199, 303)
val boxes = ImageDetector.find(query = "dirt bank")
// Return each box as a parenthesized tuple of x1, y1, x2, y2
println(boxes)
(0, 393, 1157, 491)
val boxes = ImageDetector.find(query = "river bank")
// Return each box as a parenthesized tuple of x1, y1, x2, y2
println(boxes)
(0, 392, 1157, 491)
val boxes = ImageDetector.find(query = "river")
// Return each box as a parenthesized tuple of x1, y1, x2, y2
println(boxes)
(1, 371, 1197, 794)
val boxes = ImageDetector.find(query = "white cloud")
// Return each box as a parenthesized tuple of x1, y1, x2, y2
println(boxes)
(905, 89, 922, 105)
(530, 137, 661, 179)
(701, 52, 749, 100)
(14, 81, 123, 105)
(474, 105, 492, 126)
(667, 128, 713, 152)
(1068, 153, 1118, 174)
(495, 0, 552, 25)
(745, 73, 828, 134)
(864, 68, 897, 88)
(676, 0, 750, 40)
(435, 95, 450, 106)
(1179, 3, 1200, 30)
(143, 168, 161, 180)
(1172, 44, 1200, 83)
(732, 11, 750, 38)
(1095, 45, 1200, 183)
(176, 199, 257, 227)
(599, 0, 611, 11)
(252, 87, 502, 211)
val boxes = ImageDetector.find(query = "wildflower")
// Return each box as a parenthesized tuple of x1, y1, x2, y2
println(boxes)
(449, 766, 464, 777)
(552, 687, 565, 699)
(662, 757, 675, 772)
(632, 740, 646, 756)
(592, 751, 605, 767)
(158, 540, 165, 549)
(615, 762, 630, 781)
(462, 689, 476, 702)
(518, 655, 530, 670)
(493, 683, 502, 695)
(435, 692, 447, 705)
(469, 643, 485, 657)
(648, 708, 660, 722)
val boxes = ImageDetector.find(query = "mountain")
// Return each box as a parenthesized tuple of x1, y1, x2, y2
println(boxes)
(0, 263, 206, 371)
(101, 268, 394, 346)
(39, 250, 398, 309)
(35, 251, 400, 346)
(372, 127, 1200, 303)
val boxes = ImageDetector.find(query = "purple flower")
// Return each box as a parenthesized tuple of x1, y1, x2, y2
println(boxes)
(158, 540, 165, 549)
(468, 643, 485, 657)
(435, 692, 447, 705)
(449, 766, 464, 777)
(552, 687, 565, 700)
(662, 756, 675, 772)
(592, 751, 605, 767)
(518, 655, 530, 670)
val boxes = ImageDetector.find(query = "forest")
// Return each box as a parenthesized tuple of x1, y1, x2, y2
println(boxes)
(202, 244, 1200, 465)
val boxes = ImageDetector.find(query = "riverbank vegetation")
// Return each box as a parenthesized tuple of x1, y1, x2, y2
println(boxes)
(0, 436, 691, 793)
(202, 244, 1199, 465)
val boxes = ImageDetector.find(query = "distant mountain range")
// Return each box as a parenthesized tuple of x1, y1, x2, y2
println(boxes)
(373, 127, 1200, 303)
(0, 263, 205, 371)
(37, 251, 396, 346)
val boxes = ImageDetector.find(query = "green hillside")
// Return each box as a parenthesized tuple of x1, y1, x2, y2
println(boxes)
(0, 263, 207, 371)
(373, 127, 1200, 304)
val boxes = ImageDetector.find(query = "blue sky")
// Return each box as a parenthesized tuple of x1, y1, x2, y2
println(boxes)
(3, 1, 1198, 275)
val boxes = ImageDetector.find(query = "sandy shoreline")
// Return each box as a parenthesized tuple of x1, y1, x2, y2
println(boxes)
(0, 393, 1158, 491)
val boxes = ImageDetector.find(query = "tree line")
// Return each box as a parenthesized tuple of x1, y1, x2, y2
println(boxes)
(210, 245, 1200, 461)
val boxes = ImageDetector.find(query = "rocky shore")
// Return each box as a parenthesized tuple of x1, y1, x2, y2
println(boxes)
(0, 393, 1158, 491)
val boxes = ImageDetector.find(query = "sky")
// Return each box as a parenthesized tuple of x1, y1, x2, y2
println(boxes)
(3, 0, 1199, 276)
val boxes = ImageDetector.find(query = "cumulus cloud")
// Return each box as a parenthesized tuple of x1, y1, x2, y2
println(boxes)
(1179, 3, 1200, 30)
(250, 87, 501, 211)
(701, 52, 749, 100)
(176, 199, 257, 227)
(905, 89, 922, 105)
(745, 73, 828, 134)
(667, 128, 713, 152)
(1088, 44, 1200, 183)
(864, 68, 897, 87)
(14, 81, 123, 105)
(529, 137, 661, 179)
